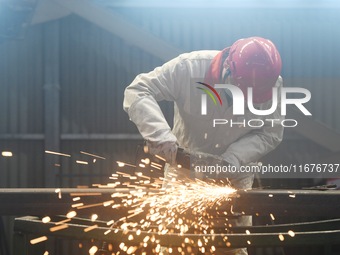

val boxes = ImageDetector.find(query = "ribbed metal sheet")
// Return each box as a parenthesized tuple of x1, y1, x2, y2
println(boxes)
(59, 15, 163, 134)
(0, 25, 44, 135)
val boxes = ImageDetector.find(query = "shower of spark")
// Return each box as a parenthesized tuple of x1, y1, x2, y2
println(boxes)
(40, 150, 238, 254)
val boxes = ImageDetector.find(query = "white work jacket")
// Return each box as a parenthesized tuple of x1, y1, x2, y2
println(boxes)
(123, 50, 284, 169)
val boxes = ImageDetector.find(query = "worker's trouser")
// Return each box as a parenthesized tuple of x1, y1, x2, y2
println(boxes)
(160, 165, 254, 255)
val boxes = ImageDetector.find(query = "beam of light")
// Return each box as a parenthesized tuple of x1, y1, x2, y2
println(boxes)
(30, 236, 48, 245)
(45, 150, 71, 157)
(42, 216, 51, 223)
(76, 203, 105, 210)
(84, 224, 98, 232)
(66, 211, 77, 219)
(288, 230, 295, 237)
(1, 151, 13, 157)
(55, 218, 71, 225)
(54, 188, 62, 199)
(72, 203, 84, 208)
(76, 160, 89, 165)
(150, 163, 162, 170)
(89, 246, 98, 255)
(80, 151, 106, 160)
(278, 234, 285, 241)
(141, 158, 150, 164)
(116, 161, 136, 168)
(154, 154, 166, 161)
(104, 229, 111, 235)
(103, 200, 114, 207)
(70, 192, 102, 197)
(91, 214, 98, 221)
(126, 246, 138, 254)
(49, 224, 68, 232)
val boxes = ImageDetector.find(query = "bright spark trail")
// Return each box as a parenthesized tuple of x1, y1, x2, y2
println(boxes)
(41, 150, 237, 254)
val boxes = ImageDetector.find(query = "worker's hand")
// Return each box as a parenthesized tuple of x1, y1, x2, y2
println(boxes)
(145, 132, 178, 165)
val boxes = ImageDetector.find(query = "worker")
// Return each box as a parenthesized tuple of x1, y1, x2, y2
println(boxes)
(123, 36, 283, 255)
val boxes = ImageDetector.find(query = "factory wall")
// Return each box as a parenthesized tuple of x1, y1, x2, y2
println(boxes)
(0, 6, 339, 189)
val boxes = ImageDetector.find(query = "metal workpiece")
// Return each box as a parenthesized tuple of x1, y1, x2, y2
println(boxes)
(6, 188, 340, 253)
(0, 188, 134, 216)
(1, 188, 340, 217)
(13, 216, 340, 249)
(233, 189, 340, 217)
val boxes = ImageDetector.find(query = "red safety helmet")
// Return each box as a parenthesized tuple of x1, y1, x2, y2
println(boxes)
(225, 37, 282, 103)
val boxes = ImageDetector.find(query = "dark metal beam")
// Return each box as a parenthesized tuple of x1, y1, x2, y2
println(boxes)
(0, 133, 142, 140)
(0, 134, 44, 140)
(60, 133, 142, 140)
(52, 0, 182, 61)
(234, 189, 340, 217)
(1, 188, 340, 217)
(0, 188, 129, 216)
(13, 216, 340, 248)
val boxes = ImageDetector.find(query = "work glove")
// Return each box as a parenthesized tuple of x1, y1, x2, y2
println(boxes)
(177, 148, 231, 177)
(145, 131, 178, 165)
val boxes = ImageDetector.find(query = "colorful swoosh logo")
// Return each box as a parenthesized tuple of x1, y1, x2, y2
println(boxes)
(196, 82, 223, 106)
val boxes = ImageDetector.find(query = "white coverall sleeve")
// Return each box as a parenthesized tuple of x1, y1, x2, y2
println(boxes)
(123, 57, 184, 144)
(222, 77, 284, 169)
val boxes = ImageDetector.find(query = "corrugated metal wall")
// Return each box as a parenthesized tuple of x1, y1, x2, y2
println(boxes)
(0, 23, 45, 188)
(0, 25, 44, 135)
(59, 15, 155, 134)
(1, 6, 339, 189)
